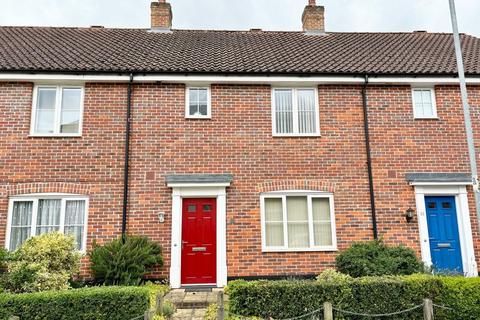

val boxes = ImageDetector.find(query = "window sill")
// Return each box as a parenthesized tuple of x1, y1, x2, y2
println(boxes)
(185, 115, 212, 120)
(262, 247, 338, 253)
(413, 117, 439, 120)
(272, 133, 321, 138)
(29, 133, 83, 138)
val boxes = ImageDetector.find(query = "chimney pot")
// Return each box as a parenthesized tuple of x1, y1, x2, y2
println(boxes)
(151, 0, 172, 32)
(302, 1, 325, 34)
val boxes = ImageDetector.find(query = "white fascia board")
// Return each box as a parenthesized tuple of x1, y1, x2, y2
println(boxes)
(1, 73, 480, 85)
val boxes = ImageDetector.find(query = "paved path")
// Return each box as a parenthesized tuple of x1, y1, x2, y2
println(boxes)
(164, 289, 222, 320)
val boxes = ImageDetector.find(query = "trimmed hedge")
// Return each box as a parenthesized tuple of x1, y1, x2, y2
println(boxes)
(228, 275, 480, 320)
(0, 286, 150, 320)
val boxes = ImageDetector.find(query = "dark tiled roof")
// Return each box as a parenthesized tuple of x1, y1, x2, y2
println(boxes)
(1, 27, 480, 75)
(405, 173, 472, 183)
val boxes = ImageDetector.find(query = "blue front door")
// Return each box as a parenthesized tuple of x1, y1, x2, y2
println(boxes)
(425, 196, 463, 274)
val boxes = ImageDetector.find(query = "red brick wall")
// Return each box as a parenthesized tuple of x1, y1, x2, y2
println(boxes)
(0, 81, 479, 279)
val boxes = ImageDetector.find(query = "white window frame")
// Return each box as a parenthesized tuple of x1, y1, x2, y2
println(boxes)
(271, 87, 321, 137)
(30, 85, 85, 137)
(5, 193, 89, 253)
(260, 191, 337, 252)
(411, 87, 437, 119)
(185, 86, 212, 119)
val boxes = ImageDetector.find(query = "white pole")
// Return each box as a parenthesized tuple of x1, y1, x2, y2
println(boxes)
(448, 0, 480, 225)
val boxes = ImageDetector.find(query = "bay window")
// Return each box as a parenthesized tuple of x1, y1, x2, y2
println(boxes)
(261, 192, 336, 251)
(7, 195, 88, 251)
(272, 88, 320, 136)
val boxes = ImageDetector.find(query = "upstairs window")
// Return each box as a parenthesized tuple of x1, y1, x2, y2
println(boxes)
(261, 192, 336, 251)
(272, 88, 320, 136)
(7, 195, 88, 251)
(412, 88, 437, 119)
(186, 87, 211, 119)
(31, 86, 84, 136)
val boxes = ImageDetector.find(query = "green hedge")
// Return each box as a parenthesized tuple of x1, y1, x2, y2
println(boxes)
(0, 286, 150, 320)
(228, 275, 480, 320)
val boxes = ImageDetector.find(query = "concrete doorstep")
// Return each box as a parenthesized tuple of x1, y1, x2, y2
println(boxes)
(164, 289, 223, 320)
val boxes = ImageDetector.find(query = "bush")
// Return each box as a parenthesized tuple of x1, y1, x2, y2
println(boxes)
(2, 233, 81, 293)
(0, 286, 149, 320)
(335, 240, 424, 277)
(228, 275, 480, 320)
(89, 235, 163, 286)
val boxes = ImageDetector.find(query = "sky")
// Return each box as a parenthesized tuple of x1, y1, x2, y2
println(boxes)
(0, 0, 479, 36)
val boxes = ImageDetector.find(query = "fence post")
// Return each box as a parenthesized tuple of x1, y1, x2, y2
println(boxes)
(423, 299, 434, 320)
(217, 291, 225, 320)
(323, 302, 333, 320)
(155, 293, 164, 315)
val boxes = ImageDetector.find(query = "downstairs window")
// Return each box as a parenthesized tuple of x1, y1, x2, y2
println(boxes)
(261, 192, 336, 251)
(7, 195, 88, 251)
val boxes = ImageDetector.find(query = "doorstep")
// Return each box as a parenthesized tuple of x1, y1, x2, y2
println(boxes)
(165, 288, 222, 309)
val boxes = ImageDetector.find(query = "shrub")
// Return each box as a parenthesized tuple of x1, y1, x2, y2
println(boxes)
(89, 235, 163, 286)
(227, 275, 446, 319)
(335, 240, 424, 277)
(204, 303, 218, 320)
(435, 276, 480, 319)
(0, 286, 149, 320)
(2, 232, 81, 293)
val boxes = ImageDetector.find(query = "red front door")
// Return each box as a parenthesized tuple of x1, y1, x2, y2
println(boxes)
(181, 198, 217, 285)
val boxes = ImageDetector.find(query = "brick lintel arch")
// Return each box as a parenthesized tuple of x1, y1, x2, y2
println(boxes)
(256, 180, 336, 193)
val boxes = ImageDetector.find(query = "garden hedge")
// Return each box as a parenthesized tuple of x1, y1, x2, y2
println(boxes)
(0, 286, 150, 320)
(227, 275, 480, 319)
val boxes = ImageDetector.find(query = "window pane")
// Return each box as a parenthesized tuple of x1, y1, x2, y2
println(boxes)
(35, 88, 57, 133)
(297, 89, 316, 134)
(199, 104, 208, 116)
(36, 199, 61, 235)
(189, 88, 199, 103)
(264, 198, 284, 247)
(274, 90, 293, 134)
(265, 198, 283, 221)
(312, 198, 332, 246)
(60, 88, 81, 133)
(265, 222, 284, 247)
(65, 200, 85, 225)
(10, 201, 33, 251)
(198, 89, 208, 103)
(65, 226, 84, 250)
(314, 222, 333, 246)
(65, 200, 85, 250)
(312, 198, 330, 221)
(189, 104, 199, 116)
(287, 197, 309, 248)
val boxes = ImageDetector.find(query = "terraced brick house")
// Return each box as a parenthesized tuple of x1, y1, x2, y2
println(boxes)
(1, 0, 480, 288)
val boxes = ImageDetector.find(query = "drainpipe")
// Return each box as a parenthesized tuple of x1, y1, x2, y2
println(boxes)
(362, 75, 379, 239)
(122, 73, 134, 241)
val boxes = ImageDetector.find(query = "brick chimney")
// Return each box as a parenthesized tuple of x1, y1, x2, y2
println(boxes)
(302, 0, 325, 34)
(151, 0, 172, 32)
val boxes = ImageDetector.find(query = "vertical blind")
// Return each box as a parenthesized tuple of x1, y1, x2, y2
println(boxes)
(274, 89, 318, 135)
(264, 195, 334, 249)
(8, 198, 86, 251)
